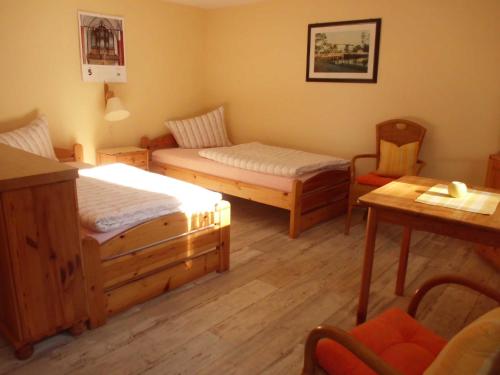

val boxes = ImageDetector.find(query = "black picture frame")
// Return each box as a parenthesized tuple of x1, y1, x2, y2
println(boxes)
(306, 18, 382, 83)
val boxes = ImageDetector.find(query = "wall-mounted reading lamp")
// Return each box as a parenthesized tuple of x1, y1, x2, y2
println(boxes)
(104, 83, 130, 122)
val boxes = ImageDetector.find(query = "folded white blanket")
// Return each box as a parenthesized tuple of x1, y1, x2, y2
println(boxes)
(76, 163, 222, 233)
(199, 142, 350, 177)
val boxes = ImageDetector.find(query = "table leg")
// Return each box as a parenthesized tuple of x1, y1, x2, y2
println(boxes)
(357, 207, 378, 325)
(395, 226, 412, 296)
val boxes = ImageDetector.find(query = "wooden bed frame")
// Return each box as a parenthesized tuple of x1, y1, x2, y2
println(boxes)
(140, 134, 350, 238)
(82, 203, 230, 328)
(55, 145, 230, 328)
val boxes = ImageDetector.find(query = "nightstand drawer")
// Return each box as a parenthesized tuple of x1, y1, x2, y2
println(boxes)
(116, 152, 148, 167)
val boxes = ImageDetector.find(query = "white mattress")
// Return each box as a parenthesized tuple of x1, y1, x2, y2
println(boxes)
(75, 163, 222, 233)
(152, 148, 326, 193)
(199, 142, 350, 177)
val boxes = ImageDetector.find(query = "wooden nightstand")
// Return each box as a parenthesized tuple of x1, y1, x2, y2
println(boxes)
(96, 146, 149, 170)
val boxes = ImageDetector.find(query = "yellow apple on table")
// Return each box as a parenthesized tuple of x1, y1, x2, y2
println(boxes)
(448, 181, 468, 198)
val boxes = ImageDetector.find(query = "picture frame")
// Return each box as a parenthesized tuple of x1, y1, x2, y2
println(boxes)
(78, 11, 127, 83)
(306, 18, 382, 83)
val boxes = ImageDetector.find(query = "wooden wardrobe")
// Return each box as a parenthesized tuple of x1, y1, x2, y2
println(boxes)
(0, 145, 87, 359)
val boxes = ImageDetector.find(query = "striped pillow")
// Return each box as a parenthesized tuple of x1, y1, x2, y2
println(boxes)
(166, 106, 231, 149)
(0, 115, 57, 160)
(376, 140, 419, 177)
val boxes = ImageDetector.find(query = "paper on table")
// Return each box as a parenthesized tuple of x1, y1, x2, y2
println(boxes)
(415, 184, 500, 215)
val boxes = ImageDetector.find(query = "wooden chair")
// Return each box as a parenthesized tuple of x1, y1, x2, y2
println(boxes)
(302, 275, 500, 375)
(344, 119, 427, 235)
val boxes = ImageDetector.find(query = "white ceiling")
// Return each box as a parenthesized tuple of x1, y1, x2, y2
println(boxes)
(164, 0, 263, 9)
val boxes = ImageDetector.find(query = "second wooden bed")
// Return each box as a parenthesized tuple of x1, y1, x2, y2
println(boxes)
(140, 134, 350, 238)
(57, 145, 230, 328)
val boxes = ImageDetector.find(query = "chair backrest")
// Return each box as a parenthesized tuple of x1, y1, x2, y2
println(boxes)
(375, 119, 427, 166)
(424, 307, 500, 375)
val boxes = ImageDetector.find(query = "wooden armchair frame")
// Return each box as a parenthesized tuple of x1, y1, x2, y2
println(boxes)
(302, 274, 500, 375)
(345, 119, 427, 235)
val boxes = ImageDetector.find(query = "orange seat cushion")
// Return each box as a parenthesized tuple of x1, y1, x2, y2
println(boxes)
(316, 308, 447, 375)
(356, 173, 396, 187)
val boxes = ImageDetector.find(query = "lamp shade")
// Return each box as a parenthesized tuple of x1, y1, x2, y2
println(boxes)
(104, 97, 130, 122)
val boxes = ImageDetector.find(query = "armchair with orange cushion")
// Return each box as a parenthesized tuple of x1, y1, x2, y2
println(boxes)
(345, 119, 427, 235)
(302, 275, 500, 375)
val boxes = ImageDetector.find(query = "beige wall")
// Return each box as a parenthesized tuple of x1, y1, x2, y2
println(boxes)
(1, 0, 499, 183)
(203, 0, 500, 184)
(0, 0, 205, 163)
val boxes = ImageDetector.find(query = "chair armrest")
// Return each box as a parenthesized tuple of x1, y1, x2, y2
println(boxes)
(302, 325, 403, 375)
(408, 274, 500, 318)
(415, 159, 426, 175)
(351, 154, 377, 181)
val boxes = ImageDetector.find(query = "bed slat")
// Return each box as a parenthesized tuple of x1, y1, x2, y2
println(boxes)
(302, 169, 350, 192)
(300, 200, 348, 232)
(102, 228, 220, 289)
(105, 251, 220, 316)
(155, 164, 292, 210)
(100, 211, 214, 259)
(301, 181, 349, 214)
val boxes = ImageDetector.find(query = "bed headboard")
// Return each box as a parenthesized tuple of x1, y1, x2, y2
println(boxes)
(140, 133, 178, 157)
(54, 144, 84, 162)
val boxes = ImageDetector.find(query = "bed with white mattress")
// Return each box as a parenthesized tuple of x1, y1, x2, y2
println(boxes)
(59, 155, 231, 329)
(141, 134, 350, 238)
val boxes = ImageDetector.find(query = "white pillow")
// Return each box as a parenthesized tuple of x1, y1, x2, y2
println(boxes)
(0, 115, 57, 160)
(166, 106, 231, 149)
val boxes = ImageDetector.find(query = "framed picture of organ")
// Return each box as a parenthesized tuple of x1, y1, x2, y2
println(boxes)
(78, 11, 127, 83)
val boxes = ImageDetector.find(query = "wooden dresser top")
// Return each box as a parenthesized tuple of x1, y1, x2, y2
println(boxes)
(0, 144, 78, 192)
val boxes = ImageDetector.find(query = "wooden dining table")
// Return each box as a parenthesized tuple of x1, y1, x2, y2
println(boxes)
(356, 175, 500, 324)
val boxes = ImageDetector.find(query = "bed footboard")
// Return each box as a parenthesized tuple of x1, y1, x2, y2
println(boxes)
(81, 201, 230, 328)
(290, 169, 350, 238)
(153, 161, 349, 239)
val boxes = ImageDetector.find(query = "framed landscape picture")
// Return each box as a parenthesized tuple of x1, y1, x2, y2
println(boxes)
(78, 11, 127, 83)
(306, 18, 381, 83)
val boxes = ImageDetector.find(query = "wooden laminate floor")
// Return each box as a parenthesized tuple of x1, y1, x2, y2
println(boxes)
(1, 197, 498, 375)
